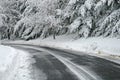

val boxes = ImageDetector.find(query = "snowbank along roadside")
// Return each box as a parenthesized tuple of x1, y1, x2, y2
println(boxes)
(0, 45, 35, 80)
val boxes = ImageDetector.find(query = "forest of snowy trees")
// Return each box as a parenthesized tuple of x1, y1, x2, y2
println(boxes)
(0, 0, 120, 40)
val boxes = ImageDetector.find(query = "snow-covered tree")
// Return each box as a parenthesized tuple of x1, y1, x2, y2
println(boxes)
(0, 0, 120, 40)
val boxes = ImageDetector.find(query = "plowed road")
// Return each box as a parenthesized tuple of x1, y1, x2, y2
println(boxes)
(4, 44, 120, 80)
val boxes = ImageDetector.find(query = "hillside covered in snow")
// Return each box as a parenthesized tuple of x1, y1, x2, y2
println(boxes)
(0, 0, 120, 40)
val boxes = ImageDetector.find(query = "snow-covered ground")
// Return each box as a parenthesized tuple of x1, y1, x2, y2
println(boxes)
(5, 35, 120, 57)
(0, 45, 35, 80)
(0, 45, 14, 72)
(18, 35, 120, 55)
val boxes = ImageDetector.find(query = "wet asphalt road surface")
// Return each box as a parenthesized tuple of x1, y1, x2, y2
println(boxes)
(10, 45, 78, 80)
(43, 47, 120, 80)
(4, 44, 120, 80)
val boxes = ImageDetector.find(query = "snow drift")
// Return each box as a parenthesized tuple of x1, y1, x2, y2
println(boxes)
(0, 45, 35, 80)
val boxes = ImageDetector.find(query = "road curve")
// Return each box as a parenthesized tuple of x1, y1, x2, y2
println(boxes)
(4, 44, 120, 80)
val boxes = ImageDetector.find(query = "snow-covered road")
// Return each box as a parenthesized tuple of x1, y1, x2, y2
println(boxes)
(2, 44, 120, 80)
